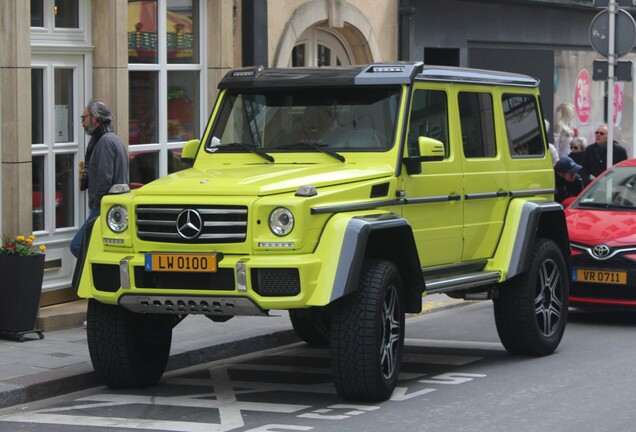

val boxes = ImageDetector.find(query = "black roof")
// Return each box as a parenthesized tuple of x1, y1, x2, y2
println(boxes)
(218, 62, 539, 90)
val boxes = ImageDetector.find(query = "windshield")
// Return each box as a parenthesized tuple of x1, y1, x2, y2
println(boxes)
(577, 166, 636, 209)
(206, 86, 401, 153)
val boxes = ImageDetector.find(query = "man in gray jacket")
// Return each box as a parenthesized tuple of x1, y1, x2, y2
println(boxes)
(70, 99, 128, 258)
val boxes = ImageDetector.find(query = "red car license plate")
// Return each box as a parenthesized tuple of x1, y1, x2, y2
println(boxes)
(575, 269, 627, 285)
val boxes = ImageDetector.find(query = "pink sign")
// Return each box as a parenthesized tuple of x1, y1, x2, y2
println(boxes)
(574, 69, 591, 125)
(613, 82, 624, 126)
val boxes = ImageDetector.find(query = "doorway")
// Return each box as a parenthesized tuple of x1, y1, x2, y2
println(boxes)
(31, 54, 86, 302)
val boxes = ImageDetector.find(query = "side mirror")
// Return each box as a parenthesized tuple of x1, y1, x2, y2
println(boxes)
(418, 136, 445, 159)
(403, 136, 446, 175)
(181, 139, 200, 166)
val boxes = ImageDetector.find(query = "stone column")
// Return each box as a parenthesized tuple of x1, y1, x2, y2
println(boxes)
(0, 1, 33, 235)
(91, 0, 129, 143)
(208, 0, 238, 106)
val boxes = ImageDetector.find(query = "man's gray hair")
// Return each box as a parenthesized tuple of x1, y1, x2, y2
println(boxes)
(86, 99, 113, 124)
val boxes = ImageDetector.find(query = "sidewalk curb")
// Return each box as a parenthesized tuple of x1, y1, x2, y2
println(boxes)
(0, 299, 472, 410)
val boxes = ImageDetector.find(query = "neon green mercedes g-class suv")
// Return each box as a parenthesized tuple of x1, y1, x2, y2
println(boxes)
(76, 62, 570, 402)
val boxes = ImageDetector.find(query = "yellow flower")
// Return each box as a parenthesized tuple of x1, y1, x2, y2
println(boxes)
(16, 235, 25, 242)
(28, 235, 36, 242)
(39, 245, 46, 253)
(25, 239, 33, 246)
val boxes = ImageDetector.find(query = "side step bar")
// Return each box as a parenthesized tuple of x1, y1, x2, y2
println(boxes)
(425, 271, 501, 295)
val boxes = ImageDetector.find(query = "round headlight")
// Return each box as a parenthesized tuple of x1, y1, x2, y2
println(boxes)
(107, 205, 128, 233)
(269, 207, 294, 236)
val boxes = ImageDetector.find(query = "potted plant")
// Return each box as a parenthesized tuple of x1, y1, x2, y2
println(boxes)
(0, 235, 46, 341)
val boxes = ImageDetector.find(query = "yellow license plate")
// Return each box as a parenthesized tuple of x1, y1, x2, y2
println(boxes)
(575, 269, 627, 285)
(145, 253, 218, 273)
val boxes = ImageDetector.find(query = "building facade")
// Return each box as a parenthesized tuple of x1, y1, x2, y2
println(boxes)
(400, 0, 635, 159)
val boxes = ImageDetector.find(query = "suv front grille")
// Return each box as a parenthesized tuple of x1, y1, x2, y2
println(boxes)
(136, 205, 248, 243)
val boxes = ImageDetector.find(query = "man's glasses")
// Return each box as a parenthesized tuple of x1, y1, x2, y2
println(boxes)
(80, 115, 88, 121)
(595, 131, 606, 135)
(570, 146, 579, 150)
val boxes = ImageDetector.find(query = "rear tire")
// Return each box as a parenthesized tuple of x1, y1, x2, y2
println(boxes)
(87, 299, 174, 388)
(494, 238, 568, 356)
(330, 259, 404, 401)
(289, 308, 330, 346)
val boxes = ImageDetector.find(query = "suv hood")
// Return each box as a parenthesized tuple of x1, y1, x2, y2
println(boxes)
(135, 163, 394, 196)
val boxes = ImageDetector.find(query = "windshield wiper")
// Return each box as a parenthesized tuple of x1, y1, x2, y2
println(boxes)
(279, 142, 345, 162)
(210, 142, 274, 163)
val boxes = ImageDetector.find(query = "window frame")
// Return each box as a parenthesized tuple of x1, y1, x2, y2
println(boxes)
(127, 0, 206, 184)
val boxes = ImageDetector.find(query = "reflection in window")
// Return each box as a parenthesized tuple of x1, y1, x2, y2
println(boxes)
(502, 94, 544, 157)
(129, 151, 159, 187)
(129, 71, 158, 145)
(55, 0, 79, 28)
(31, 0, 44, 27)
(168, 149, 188, 175)
(128, 0, 158, 63)
(55, 154, 74, 228)
(32, 69, 44, 144)
(408, 89, 449, 157)
(32, 156, 46, 232)
(167, 0, 198, 64)
(54, 68, 74, 143)
(168, 71, 199, 142)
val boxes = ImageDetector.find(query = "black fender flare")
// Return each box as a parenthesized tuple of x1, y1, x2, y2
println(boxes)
(329, 213, 425, 313)
(505, 200, 571, 280)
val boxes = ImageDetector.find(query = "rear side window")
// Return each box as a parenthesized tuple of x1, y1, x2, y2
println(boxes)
(458, 92, 496, 158)
(502, 94, 545, 158)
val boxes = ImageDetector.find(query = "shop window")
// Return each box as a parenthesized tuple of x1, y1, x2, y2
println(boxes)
(32, 156, 46, 232)
(54, 0, 79, 28)
(167, 71, 199, 142)
(54, 68, 74, 143)
(129, 71, 158, 145)
(129, 0, 201, 186)
(55, 154, 74, 228)
(31, 0, 44, 27)
(32, 69, 44, 144)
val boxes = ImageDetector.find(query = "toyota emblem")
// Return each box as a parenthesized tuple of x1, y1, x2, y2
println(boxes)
(176, 209, 203, 240)
(591, 244, 611, 259)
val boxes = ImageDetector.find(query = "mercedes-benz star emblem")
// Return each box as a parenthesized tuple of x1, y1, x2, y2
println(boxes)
(592, 244, 611, 259)
(176, 209, 203, 240)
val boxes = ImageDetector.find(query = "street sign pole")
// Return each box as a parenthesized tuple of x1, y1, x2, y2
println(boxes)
(608, 0, 616, 170)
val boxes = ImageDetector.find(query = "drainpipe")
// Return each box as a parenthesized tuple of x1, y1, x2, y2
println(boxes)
(399, 0, 416, 61)
(242, 0, 268, 67)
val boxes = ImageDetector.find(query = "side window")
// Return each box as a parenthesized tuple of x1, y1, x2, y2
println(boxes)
(407, 89, 448, 157)
(458, 92, 496, 158)
(502, 94, 545, 157)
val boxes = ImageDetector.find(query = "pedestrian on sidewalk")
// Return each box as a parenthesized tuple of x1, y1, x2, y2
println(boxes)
(583, 123, 628, 179)
(70, 99, 128, 258)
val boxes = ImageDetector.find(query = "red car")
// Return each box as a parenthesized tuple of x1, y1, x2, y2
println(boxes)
(565, 158, 636, 308)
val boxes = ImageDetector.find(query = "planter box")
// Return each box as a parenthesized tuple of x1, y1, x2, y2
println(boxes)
(0, 254, 45, 340)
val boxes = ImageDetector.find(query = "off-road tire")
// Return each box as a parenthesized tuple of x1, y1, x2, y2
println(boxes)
(86, 299, 173, 388)
(289, 308, 330, 346)
(494, 238, 569, 356)
(330, 259, 405, 401)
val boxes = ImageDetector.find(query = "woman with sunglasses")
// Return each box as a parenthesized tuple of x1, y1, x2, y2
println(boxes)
(583, 124, 628, 178)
